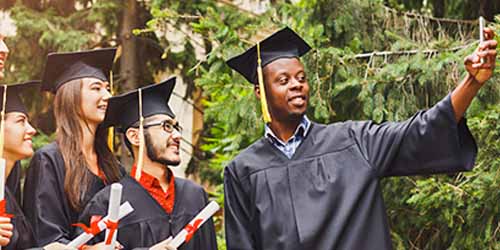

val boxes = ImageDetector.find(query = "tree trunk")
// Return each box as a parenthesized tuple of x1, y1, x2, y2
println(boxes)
(119, 0, 140, 168)
(479, 0, 494, 21)
(433, 0, 445, 18)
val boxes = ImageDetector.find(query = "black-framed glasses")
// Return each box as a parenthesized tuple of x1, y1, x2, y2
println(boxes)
(142, 120, 183, 133)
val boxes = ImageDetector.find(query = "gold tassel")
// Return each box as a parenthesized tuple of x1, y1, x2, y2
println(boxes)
(0, 85, 6, 159)
(257, 42, 272, 123)
(107, 70, 114, 152)
(135, 88, 145, 181)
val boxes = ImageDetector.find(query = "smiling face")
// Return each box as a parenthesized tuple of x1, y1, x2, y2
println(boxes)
(126, 114, 182, 167)
(79, 77, 111, 126)
(3, 112, 36, 161)
(258, 57, 309, 122)
(143, 114, 182, 166)
(0, 36, 9, 80)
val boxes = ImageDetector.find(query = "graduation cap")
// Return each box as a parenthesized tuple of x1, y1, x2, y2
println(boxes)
(40, 48, 117, 93)
(0, 81, 40, 115)
(226, 27, 311, 123)
(0, 81, 40, 159)
(101, 77, 177, 132)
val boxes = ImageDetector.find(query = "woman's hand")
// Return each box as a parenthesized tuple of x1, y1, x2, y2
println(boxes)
(0, 217, 13, 246)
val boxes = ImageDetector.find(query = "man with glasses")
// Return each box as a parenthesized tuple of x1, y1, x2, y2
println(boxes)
(77, 78, 218, 250)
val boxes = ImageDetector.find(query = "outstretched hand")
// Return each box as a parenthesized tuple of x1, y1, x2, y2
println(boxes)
(464, 27, 497, 85)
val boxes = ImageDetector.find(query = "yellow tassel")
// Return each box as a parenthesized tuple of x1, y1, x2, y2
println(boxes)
(0, 85, 6, 159)
(107, 71, 114, 152)
(257, 43, 272, 123)
(135, 88, 145, 181)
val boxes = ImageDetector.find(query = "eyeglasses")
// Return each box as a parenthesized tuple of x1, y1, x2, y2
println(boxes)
(142, 119, 183, 133)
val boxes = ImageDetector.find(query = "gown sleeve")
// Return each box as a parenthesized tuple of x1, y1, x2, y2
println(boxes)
(224, 163, 255, 250)
(23, 149, 74, 245)
(350, 94, 477, 177)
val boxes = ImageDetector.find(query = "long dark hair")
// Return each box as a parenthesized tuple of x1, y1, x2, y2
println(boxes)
(54, 79, 121, 211)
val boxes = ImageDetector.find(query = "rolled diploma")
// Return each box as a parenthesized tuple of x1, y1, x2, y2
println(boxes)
(0, 159, 5, 250)
(169, 201, 220, 248)
(67, 201, 134, 248)
(479, 16, 485, 63)
(104, 183, 122, 249)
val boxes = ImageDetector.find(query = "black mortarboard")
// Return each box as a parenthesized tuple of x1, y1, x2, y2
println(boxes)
(0, 81, 41, 114)
(226, 27, 311, 84)
(40, 48, 116, 93)
(102, 77, 176, 132)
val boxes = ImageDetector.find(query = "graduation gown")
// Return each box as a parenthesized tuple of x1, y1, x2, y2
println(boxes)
(3, 186, 37, 250)
(224, 95, 477, 250)
(6, 161, 22, 204)
(23, 142, 118, 246)
(78, 175, 218, 250)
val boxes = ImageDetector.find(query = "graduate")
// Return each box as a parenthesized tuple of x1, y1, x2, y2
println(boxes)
(23, 48, 124, 247)
(223, 27, 497, 250)
(0, 15, 25, 203)
(78, 78, 218, 250)
(0, 81, 39, 250)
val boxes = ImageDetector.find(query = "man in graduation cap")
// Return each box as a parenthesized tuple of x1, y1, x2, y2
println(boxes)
(78, 78, 218, 250)
(224, 27, 497, 250)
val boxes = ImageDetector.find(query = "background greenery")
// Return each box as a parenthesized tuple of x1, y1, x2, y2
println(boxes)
(1, 0, 499, 249)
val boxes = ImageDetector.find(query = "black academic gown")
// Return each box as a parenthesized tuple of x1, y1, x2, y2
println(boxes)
(78, 175, 218, 250)
(3, 181, 37, 250)
(23, 142, 118, 246)
(224, 95, 477, 250)
(6, 161, 22, 204)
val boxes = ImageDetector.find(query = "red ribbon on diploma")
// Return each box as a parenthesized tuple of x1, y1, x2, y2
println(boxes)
(73, 215, 102, 236)
(104, 219, 119, 244)
(184, 218, 203, 243)
(0, 199, 14, 218)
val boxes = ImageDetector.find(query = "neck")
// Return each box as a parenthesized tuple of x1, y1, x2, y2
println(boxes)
(81, 122, 98, 173)
(4, 157, 17, 182)
(268, 114, 302, 142)
(1, 153, 17, 182)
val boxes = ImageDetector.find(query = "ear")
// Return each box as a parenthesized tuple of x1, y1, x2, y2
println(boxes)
(125, 127, 140, 147)
(254, 84, 261, 99)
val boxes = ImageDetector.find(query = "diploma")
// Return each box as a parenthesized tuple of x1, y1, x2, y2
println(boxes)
(0, 159, 4, 250)
(479, 16, 485, 64)
(68, 201, 134, 248)
(0, 158, 4, 207)
(169, 201, 220, 248)
(104, 183, 122, 249)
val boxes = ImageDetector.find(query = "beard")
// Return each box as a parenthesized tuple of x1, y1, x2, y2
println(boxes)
(144, 130, 180, 167)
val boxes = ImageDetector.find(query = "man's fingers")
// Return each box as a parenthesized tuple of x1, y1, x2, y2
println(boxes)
(472, 62, 492, 69)
(464, 54, 480, 65)
(479, 40, 498, 51)
(484, 27, 495, 40)
(477, 50, 497, 58)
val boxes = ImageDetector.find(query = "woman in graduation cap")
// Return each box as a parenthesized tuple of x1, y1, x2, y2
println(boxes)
(0, 81, 38, 250)
(0, 11, 25, 204)
(22, 48, 124, 247)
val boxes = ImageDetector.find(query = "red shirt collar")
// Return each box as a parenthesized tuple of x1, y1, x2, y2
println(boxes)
(131, 165, 176, 214)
